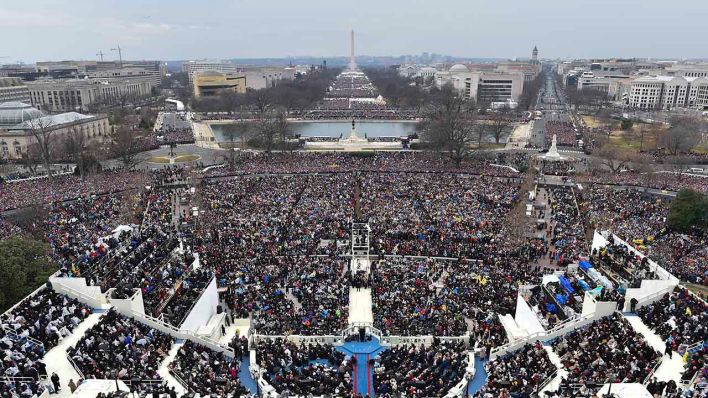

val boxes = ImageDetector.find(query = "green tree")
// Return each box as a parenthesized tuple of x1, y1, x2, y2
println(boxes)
(667, 189, 708, 233)
(621, 119, 634, 130)
(0, 237, 55, 312)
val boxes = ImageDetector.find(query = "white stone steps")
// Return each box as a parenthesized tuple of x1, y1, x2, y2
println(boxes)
(623, 313, 685, 383)
(348, 287, 373, 325)
(157, 341, 187, 396)
(44, 312, 103, 397)
(539, 344, 568, 395)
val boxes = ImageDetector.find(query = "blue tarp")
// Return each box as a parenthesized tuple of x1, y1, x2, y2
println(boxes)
(558, 276, 574, 294)
(555, 294, 568, 305)
(578, 279, 590, 291)
(579, 260, 593, 271)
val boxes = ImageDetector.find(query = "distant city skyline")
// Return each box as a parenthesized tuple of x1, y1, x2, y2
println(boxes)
(2, 0, 707, 63)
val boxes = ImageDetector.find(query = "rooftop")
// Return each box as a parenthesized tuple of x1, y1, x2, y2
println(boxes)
(10, 111, 93, 130)
(0, 101, 44, 127)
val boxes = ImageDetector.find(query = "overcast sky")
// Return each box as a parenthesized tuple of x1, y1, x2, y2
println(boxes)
(2, 0, 706, 63)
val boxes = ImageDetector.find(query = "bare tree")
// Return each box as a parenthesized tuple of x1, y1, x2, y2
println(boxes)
(63, 124, 89, 180)
(110, 125, 146, 169)
(660, 125, 700, 155)
(418, 85, 478, 166)
(486, 106, 515, 144)
(254, 109, 291, 153)
(593, 144, 636, 173)
(20, 143, 43, 176)
(26, 116, 57, 178)
(220, 122, 252, 169)
(665, 155, 693, 182)
(247, 89, 272, 116)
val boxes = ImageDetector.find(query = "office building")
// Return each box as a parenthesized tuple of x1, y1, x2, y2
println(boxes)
(435, 64, 524, 103)
(182, 60, 238, 82)
(628, 75, 708, 110)
(0, 77, 30, 103)
(35, 60, 166, 85)
(27, 77, 153, 112)
(192, 71, 246, 98)
(242, 67, 296, 90)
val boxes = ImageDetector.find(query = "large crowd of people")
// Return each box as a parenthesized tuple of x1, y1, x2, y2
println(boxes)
(325, 70, 379, 99)
(0, 145, 706, 397)
(374, 340, 468, 398)
(67, 309, 173, 384)
(583, 185, 707, 284)
(552, 313, 660, 391)
(0, 170, 148, 211)
(361, 173, 522, 257)
(256, 339, 353, 396)
(637, 287, 707, 348)
(544, 121, 577, 147)
(169, 340, 249, 397)
(579, 170, 708, 195)
(1, 289, 91, 397)
(476, 342, 555, 397)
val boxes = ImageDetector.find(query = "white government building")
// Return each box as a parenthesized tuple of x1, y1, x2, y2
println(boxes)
(629, 75, 708, 110)
(0, 101, 109, 160)
(434, 64, 525, 103)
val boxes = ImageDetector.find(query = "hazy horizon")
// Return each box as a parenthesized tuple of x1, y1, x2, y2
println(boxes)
(2, 0, 707, 64)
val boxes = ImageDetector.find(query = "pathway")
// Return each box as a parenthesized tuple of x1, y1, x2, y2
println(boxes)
(44, 312, 103, 397)
(539, 344, 568, 395)
(505, 121, 533, 149)
(348, 287, 373, 325)
(623, 313, 685, 383)
(156, 341, 187, 396)
(466, 356, 488, 396)
(336, 337, 386, 397)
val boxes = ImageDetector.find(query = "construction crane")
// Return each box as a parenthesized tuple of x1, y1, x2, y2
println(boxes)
(96, 51, 105, 61)
(110, 45, 123, 68)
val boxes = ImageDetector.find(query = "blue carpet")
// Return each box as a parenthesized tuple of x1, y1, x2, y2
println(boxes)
(355, 353, 370, 396)
(467, 356, 488, 396)
(239, 356, 258, 394)
(339, 337, 384, 355)
(335, 337, 386, 397)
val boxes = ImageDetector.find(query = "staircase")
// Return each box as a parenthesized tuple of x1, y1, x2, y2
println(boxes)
(44, 312, 103, 397)
(348, 287, 373, 325)
(539, 344, 569, 395)
(623, 313, 685, 383)
(157, 341, 187, 396)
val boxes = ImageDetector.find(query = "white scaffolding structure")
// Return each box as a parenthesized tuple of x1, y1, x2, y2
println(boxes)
(351, 222, 370, 258)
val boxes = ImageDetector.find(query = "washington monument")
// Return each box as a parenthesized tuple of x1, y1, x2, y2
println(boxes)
(349, 29, 357, 70)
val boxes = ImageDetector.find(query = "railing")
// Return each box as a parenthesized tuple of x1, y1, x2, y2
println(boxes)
(2, 328, 46, 354)
(535, 368, 558, 393)
(169, 369, 190, 391)
(66, 354, 86, 380)
(490, 312, 597, 359)
(0, 375, 48, 396)
(644, 357, 664, 386)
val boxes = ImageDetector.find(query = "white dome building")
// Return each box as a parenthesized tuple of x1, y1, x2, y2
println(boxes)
(449, 64, 470, 74)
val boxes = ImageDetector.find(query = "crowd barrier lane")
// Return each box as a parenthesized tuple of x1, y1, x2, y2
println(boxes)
(168, 370, 189, 391)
